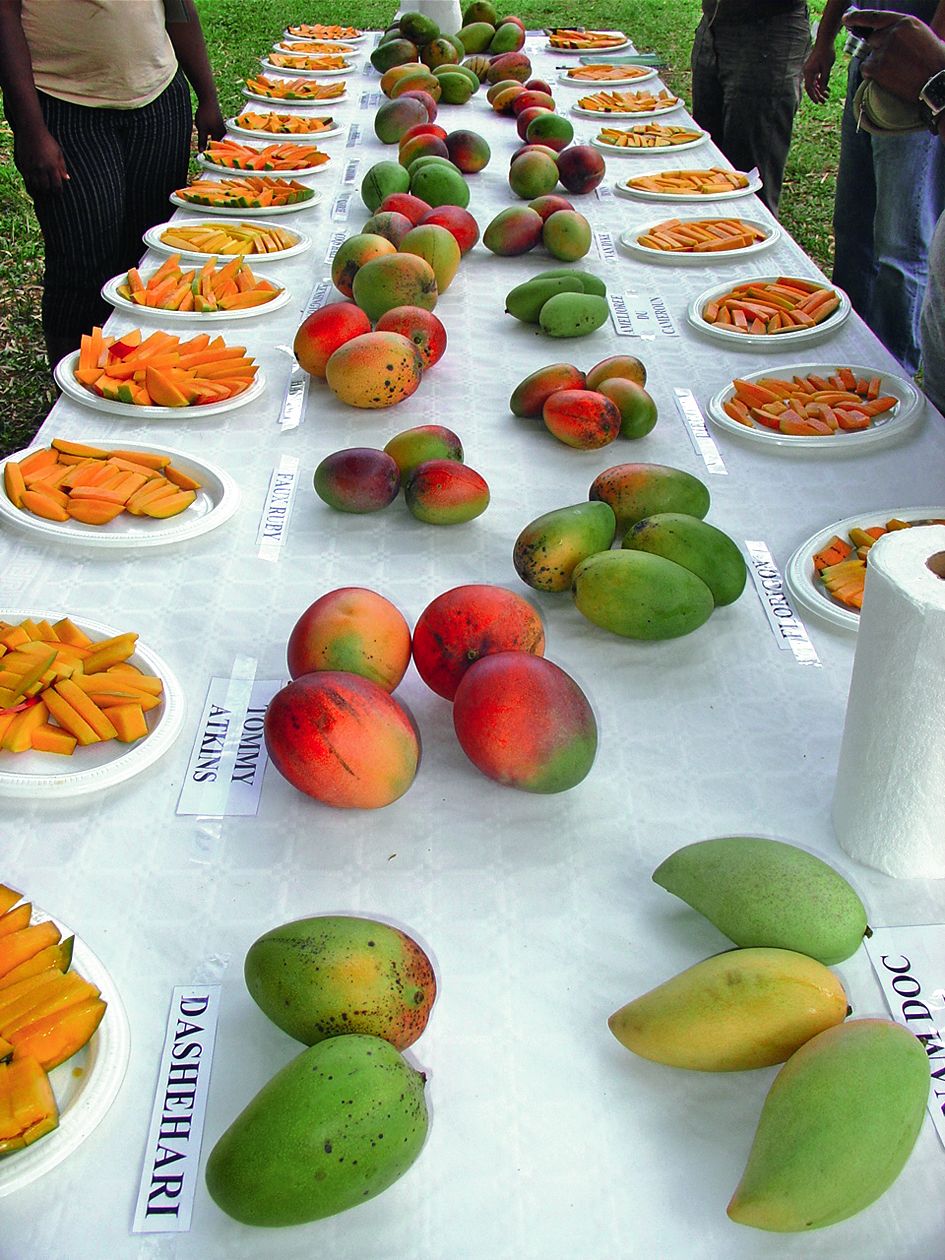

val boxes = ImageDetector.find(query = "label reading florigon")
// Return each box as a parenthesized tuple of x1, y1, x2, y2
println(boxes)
(744, 540, 820, 666)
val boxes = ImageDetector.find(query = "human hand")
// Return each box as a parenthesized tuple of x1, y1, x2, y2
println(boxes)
(14, 125, 69, 196)
(195, 98, 226, 150)
(846, 10, 945, 102)
(803, 43, 836, 104)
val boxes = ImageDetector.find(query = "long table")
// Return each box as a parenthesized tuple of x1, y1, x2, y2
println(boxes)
(4, 27, 944, 1259)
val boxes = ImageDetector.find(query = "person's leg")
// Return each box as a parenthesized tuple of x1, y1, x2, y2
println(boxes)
(920, 211, 945, 413)
(868, 129, 945, 375)
(832, 56, 878, 323)
(710, 12, 811, 216)
(690, 19, 726, 154)
(30, 93, 126, 365)
(116, 69, 193, 274)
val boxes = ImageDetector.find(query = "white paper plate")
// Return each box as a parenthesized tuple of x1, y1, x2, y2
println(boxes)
(53, 352, 265, 420)
(619, 217, 778, 265)
(272, 40, 357, 55)
(615, 170, 762, 202)
(0, 441, 240, 548)
(101, 272, 289, 321)
(242, 86, 346, 107)
(260, 58, 356, 77)
(688, 276, 851, 349)
(143, 218, 311, 262)
(705, 363, 923, 453)
(558, 66, 657, 87)
(547, 35, 630, 54)
(283, 27, 366, 43)
(226, 116, 342, 142)
(0, 911, 130, 1196)
(169, 189, 321, 217)
(572, 98, 683, 119)
(0, 611, 185, 797)
(197, 152, 332, 180)
(785, 508, 945, 630)
(590, 129, 708, 155)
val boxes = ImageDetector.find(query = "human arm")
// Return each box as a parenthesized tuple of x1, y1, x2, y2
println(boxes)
(164, 0, 225, 149)
(803, 0, 850, 104)
(846, 9, 945, 140)
(0, 0, 69, 194)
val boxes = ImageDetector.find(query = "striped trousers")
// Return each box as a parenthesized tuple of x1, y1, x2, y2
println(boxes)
(32, 70, 192, 362)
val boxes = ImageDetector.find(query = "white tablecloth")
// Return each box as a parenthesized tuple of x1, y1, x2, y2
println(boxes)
(4, 30, 944, 1260)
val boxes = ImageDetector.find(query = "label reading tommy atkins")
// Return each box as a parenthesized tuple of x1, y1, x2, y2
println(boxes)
(177, 676, 282, 816)
(133, 986, 221, 1233)
(865, 925, 945, 1151)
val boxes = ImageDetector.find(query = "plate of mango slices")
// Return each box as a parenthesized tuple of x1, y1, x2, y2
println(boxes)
(0, 886, 130, 1195)
(1, 438, 239, 547)
(0, 611, 184, 796)
(705, 363, 922, 452)
(786, 510, 945, 629)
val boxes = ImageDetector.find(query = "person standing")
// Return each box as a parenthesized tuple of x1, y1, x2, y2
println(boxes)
(691, 0, 812, 217)
(0, 0, 225, 369)
(804, 0, 945, 375)
(842, 8, 945, 411)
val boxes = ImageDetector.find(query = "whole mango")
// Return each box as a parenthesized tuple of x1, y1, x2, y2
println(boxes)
(510, 361, 586, 417)
(244, 915, 437, 1049)
(514, 501, 617, 591)
(572, 548, 715, 639)
(538, 292, 609, 338)
(205, 1035, 428, 1226)
(589, 462, 710, 530)
(505, 275, 584, 324)
(624, 512, 747, 606)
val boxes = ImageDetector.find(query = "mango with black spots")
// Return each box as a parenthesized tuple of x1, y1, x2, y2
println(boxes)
(589, 462, 710, 530)
(624, 512, 747, 606)
(244, 915, 437, 1049)
(572, 548, 715, 639)
(514, 500, 617, 591)
(538, 291, 609, 338)
(205, 1035, 428, 1226)
(325, 331, 424, 409)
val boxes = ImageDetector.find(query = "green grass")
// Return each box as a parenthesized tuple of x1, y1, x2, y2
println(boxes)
(0, 0, 845, 456)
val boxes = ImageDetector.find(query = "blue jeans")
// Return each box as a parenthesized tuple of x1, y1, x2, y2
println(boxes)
(833, 56, 945, 375)
(691, 10, 810, 217)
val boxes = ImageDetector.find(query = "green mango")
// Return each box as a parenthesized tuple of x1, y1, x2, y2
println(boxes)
(608, 947, 848, 1071)
(205, 1035, 428, 1226)
(370, 38, 419, 73)
(623, 512, 747, 606)
(457, 21, 495, 53)
(505, 275, 584, 324)
(514, 501, 617, 591)
(728, 1019, 929, 1231)
(589, 462, 710, 530)
(360, 160, 411, 213)
(572, 548, 714, 639)
(399, 11, 440, 44)
(533, 267, 607, 297)
(538, 292, 609, 338)
(244, 914, 437, 1048)
(652, 836, 869, 964)
(435, 70, 474, 105)
(433, 62, 480, 91)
